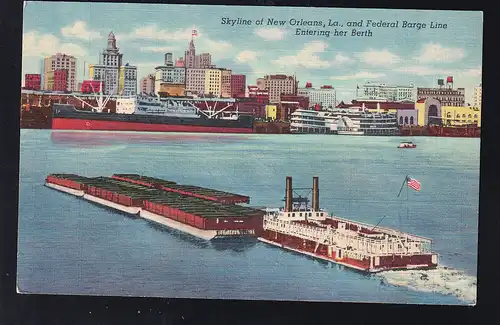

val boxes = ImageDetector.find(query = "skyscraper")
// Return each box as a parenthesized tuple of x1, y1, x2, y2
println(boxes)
(89, 32, 137, 95)
(43, 53, 77, 91)
(184, 37, 213, 69)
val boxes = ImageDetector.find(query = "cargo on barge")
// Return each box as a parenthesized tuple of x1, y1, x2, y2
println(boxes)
(258, 176, 438, 273)
(111, 174, 250, 204)
(44, 173, 263, 240)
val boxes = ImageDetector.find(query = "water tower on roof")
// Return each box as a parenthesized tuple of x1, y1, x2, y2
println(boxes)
(446, 76, 454, 89)
(165, 53, 173, 67)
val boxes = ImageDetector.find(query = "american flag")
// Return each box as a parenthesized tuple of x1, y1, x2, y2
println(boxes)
(407, 176, 421, 192)
(192, 29, 198, 36)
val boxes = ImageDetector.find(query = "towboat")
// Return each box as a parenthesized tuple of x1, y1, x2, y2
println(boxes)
(398, 141, 416, 148)
(258, 176, 438, 273)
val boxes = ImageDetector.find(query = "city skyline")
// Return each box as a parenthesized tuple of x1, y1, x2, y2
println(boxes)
(22, 1, 482, 103)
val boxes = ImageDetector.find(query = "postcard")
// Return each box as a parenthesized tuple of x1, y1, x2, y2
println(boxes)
(19, 1, 481, 305)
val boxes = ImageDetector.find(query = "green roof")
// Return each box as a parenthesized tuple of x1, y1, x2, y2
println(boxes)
(112, 174, 177, 186)
(48, 174, 259, 218)
(56, 175, 260, 219)
(112, 174, 248, 199)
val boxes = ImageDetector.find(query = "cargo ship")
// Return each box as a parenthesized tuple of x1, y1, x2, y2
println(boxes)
(20, 90, 289, 133)
(258, 176, 438, 273)
(51, 87, 254, 134)
(44, 173, 264, 240)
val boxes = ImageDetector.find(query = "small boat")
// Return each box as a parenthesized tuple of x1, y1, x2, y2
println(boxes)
(398, 141, 417, 148)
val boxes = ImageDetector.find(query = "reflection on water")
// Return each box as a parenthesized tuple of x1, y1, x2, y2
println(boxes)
(146, 221, 257, 253)
(50, 131, 250, 147)
(210, 237, 257, 252)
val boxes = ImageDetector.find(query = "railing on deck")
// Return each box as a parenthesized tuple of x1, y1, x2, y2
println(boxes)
(264, 216, 432, 256)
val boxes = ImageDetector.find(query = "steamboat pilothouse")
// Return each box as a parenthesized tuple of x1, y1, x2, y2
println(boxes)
(258, 176, 438, 272)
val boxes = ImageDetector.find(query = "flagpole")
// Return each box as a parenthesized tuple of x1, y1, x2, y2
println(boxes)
(406, 181, 409, 218)
(397, 175, 408, 197)
(371, 215, 388, 231)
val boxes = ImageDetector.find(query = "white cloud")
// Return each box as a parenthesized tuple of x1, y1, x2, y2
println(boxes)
(235, 50, 260, 63)
(461, 67, 482, 77)
(416, 43, 465, 63)
(273, 41, 331, 69)
(140, 46, 177, 53)
(61, 20, 102, 40)
(395, 65, 453, 76)
(21, 31, 91, 87)
(329, 71, 386, 81)
(254, 28, 286, 40)
(117, 25, 233, 60)
(356, 49, 401, 66)
(395, 65, 482, 77)
(22, 31, 87, 57)
(200, 39, 233, 59)
(332, 53, 355, 65)
(117, 24, 196, 42)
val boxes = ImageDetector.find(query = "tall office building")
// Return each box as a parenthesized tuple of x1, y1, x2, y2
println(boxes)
(43, 53, 77, 91)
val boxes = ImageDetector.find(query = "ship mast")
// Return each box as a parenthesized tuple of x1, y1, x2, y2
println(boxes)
(71, 80, 117, 112)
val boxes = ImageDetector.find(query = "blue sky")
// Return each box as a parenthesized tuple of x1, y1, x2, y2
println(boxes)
(22, 1, 482, 103)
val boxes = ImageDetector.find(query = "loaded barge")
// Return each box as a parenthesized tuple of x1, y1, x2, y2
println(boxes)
(45, 173, 264, 240)
(258, 176, 439, 273)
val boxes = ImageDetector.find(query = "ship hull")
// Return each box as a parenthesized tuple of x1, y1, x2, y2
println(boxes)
(52, 117, 253, 134)
(259, 230, 437, 273)
(51, 103, 254, 134)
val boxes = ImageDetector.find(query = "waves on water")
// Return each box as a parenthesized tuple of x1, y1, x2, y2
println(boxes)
(378, 265, 477, 305)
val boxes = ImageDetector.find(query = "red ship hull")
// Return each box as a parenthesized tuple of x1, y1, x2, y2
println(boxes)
(260, 230, 437, 273)
(52, 118, 254, 134)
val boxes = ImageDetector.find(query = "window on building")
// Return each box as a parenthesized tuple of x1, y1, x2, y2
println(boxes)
(410, 116, 414, 125)
(404, 116, 409, 124)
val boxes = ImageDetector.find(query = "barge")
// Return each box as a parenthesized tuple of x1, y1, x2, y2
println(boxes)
(45, 174, 263, 240)
(111, 174, 250, 204)
(258, 176, 438, 273)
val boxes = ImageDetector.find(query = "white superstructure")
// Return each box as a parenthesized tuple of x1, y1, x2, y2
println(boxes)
(113, 94, 241, 120)
(262, 208, 434, 258)
(134, 96, 199, 118)
(290, 105, 399, 136)
(337, 116, 363, 135)
(290, 109, 331, 134)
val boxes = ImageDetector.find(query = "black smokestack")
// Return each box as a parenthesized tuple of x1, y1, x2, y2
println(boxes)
(285, 176, 293, 212)
(312, 176, 319, 211)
